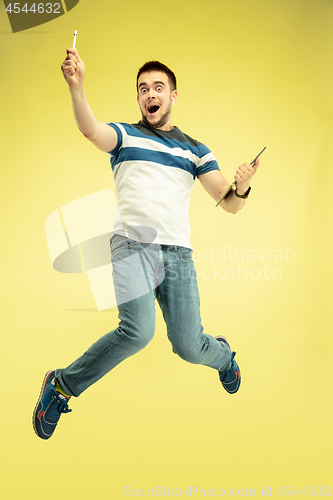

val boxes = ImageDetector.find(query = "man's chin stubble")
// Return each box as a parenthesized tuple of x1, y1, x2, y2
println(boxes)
(141, 108, 171, 130)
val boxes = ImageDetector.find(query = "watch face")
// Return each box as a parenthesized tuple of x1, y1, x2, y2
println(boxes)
(236, 186, 251, 198)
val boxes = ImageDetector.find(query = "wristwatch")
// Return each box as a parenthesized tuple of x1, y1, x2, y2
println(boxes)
(235, 186, 251, 199)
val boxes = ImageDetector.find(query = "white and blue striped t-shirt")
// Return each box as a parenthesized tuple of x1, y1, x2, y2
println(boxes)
(107, 121, 219, 249)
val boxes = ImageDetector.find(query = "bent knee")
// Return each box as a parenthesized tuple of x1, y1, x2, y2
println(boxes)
(117, 325, 154, 351)
(173, 344, 202, 364)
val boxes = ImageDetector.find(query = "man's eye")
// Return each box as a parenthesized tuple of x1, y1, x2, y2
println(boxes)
(141, 88, 147, 93)
(157, 86, 163, 91)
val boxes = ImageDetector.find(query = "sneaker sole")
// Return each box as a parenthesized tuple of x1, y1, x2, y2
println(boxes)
(216, 335, 229, 346)
(32, 370, 55, 437)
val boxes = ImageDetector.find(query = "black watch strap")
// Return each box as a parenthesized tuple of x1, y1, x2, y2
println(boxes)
(235, 186, 251, 199)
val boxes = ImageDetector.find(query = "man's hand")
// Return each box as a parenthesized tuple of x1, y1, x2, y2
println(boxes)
(234, 157, 260, 195)
(61, 48, 85, 89)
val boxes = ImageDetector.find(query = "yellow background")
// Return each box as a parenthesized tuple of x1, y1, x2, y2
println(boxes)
(0, 0, 332, 498)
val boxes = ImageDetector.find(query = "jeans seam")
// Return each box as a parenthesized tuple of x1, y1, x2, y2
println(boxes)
(69, 300, 130, 388)
(69, 334, 125, 389)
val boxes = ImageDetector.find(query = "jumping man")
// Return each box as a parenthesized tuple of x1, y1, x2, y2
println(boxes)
(33, 48, 259, 440)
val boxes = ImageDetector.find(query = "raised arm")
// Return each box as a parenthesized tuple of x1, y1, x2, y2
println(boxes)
(61, 48, 117, 152)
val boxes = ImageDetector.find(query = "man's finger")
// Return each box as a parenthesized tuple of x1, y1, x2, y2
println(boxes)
(252, 158, 260, 172)
(65, 54, 78, 66)
(67, 47, 81, 60)
(238, 165, 250, 176)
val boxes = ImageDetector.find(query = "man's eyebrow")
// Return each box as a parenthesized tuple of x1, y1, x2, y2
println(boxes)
(139, 81, 166, 88)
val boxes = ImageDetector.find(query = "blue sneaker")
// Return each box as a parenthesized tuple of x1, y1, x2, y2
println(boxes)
(216, 336, 241, 394)
(33, 370, 72, 440)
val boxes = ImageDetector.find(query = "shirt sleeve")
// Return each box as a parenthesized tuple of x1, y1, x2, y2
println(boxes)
(106, 123, 123, 155)
(196, 143, 220, 177)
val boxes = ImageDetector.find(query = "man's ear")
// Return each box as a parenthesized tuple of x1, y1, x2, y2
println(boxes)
(172, 90, 178, 104)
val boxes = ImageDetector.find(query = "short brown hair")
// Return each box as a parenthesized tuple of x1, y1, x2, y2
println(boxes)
(136, 61, 177, 91)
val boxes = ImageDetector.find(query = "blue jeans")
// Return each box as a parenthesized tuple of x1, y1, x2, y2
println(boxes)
(56, 235, 232, 397)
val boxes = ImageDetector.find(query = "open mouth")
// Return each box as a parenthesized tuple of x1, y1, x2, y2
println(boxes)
(147, 104, 160, 114)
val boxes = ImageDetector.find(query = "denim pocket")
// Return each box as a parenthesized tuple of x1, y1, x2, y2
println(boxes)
(110, 235, 136, 257)
(178, 247, 193, 262)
